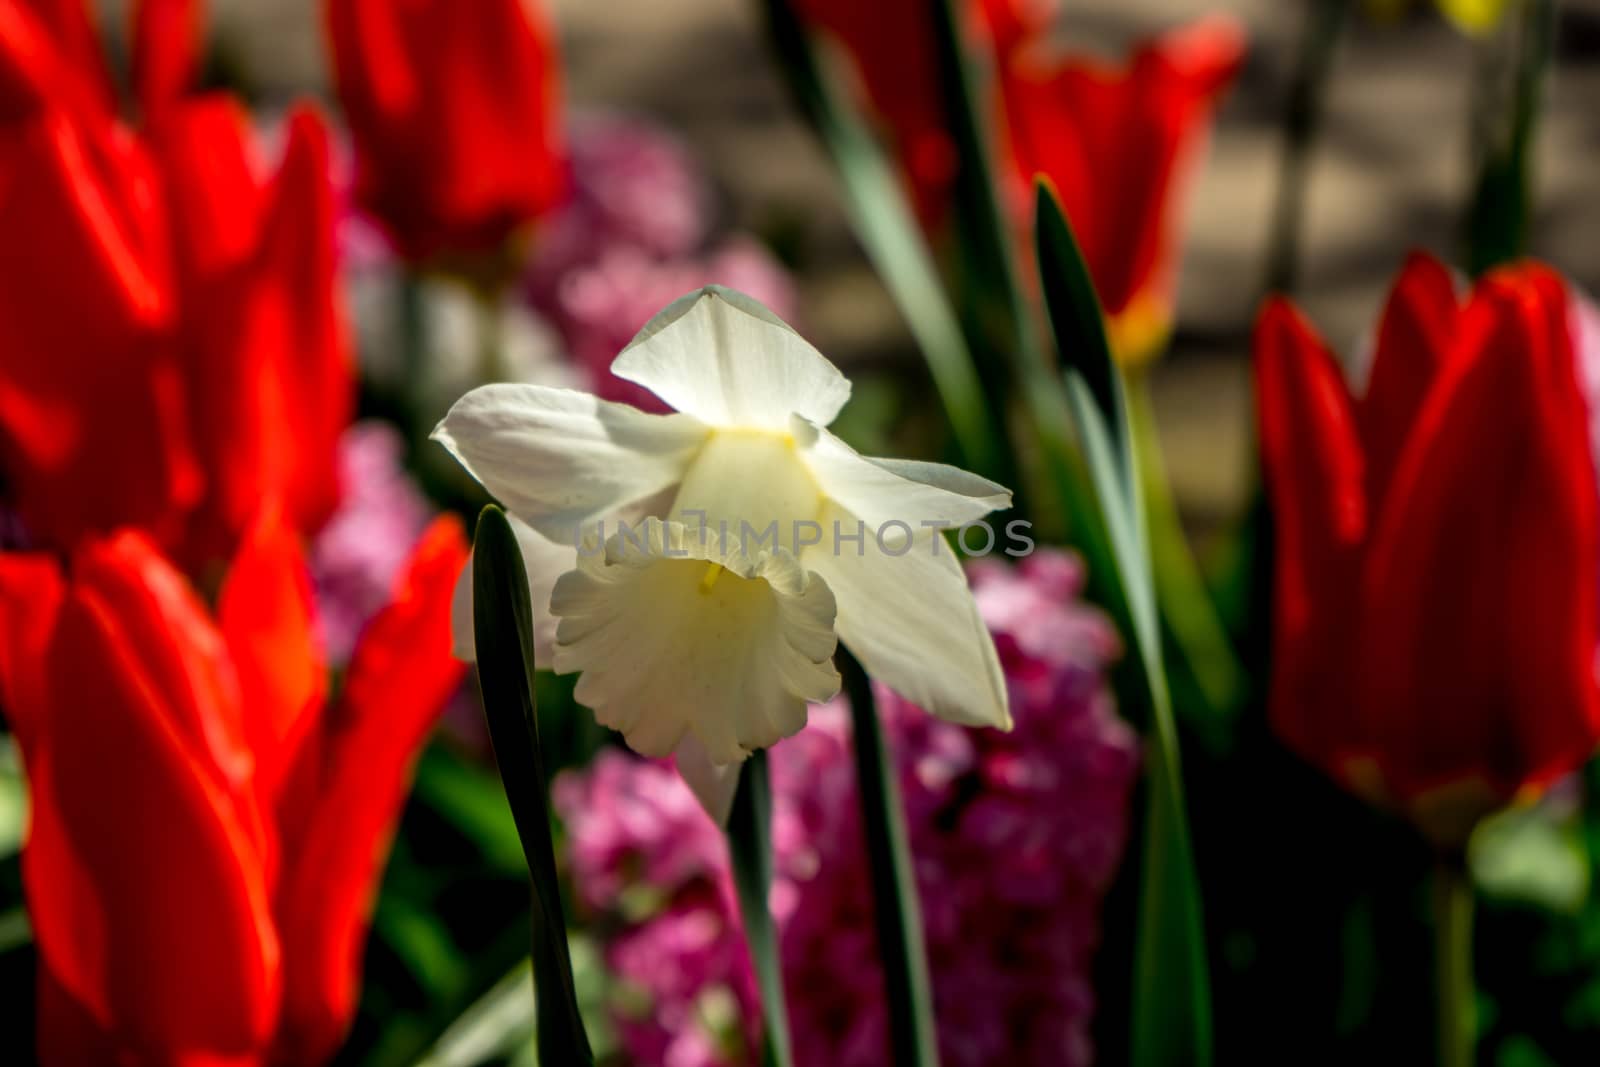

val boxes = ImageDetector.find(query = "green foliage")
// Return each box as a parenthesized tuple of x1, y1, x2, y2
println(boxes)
(1034, 183, 1212, 1067)
(472, 506, 593, 1067)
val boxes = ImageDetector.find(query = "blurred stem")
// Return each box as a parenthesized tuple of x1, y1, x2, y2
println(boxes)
(1126, 373, 1245, 719)
(727, 752, 794, 1067)
(929, 0, 1043, 369)
(1432, 856, 1476, 1067)
(756, 0, 1006, 483)
(840, 649, 941, 1067)
(398, 272, 428, 430)
(1463, 0, 1554, 275)
(1264, 0, 1352, 296)
(476, 288, 508, 385)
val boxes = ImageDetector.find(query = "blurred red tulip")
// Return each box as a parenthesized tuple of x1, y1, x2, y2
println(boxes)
(147, 99, 354, 564)
(0, 513, 467, 1065)
(792, 0, 1056, 218)
(0, 0, 199, 549)
(1255, 253, 1600, 845)
(0, 0, 352, 565)
(325, 0, 566, 265)
(999, 16, 1245, 363)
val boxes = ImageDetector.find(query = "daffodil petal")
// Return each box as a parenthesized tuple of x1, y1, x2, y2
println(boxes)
(804, 504, 1010, 731)
(450, 513, 574, 664)
(432, 385, 707, 541)
(611, 286, 852, 432)
(551, 518, 841, 764)
(796, 417, 1012, 531)
(673, 733, 742, 826)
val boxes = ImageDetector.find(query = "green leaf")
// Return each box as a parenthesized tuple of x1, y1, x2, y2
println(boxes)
(926, 0, 1039, 367)
(411, 744, 526, 874)
(1471, 805, 1591, 914)
(1463, 0, 1553, 275)
(414, 960, 534, 1067)
(1034, 182, 1213, 1067)
(472, 505, 593, 1067)
(726, 751, 794, 1067)
(840, 649, 940, 1066)
(757, 0, 1003, 483)
(1125, 376, 1246, 723)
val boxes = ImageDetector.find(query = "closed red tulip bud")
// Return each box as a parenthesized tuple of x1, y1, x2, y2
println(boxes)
(998, 15, 1245, 364)
(1255, 252, 1600, 845)
(0, 512, 468, 1064)
(325, 0, 567, 265)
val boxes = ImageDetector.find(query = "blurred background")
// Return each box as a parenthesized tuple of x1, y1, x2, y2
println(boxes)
(114, 0, 1600, 539)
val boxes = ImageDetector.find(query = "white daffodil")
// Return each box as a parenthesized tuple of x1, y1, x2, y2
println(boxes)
(437, 286, 1012, 822)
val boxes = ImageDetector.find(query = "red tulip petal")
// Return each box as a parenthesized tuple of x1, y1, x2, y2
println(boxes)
(162, 104, 350, 562)
(36, 587, 279, 1056)
(257, 107, 353, 537)
(999, 16, 1243, 320)
(0, 551, 63, 751)
(274, 516, 468, 1063)
(0, 2, 59, 119)
(0, 112, 200, 548)
(1254, 296, 1367, 767)
(1357, 265, 1600, 801)
(218, 510, 326, 810)
(1358, 250, 1461, 514)
(976, 0, 1059, 55)
(11, 0, 115, 118)
(73, 532, 257, 796)
(327, 0, 565, 257)
(149, 95, 264, 277)
(132, 0, 202, 119)
(1143, 13, 1249, 100)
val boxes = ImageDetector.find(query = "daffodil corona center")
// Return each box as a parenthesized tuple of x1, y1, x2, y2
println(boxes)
(668, 429, 824, 556)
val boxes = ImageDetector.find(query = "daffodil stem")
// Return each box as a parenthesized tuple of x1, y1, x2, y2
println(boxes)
(727, 751, 794, 1067)
(1265, 0, 1351, 296)
(840, 649, 941, 1067)
(1432, 854, 1476, 1067)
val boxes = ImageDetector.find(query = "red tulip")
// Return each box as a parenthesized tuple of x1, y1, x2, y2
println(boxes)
(998, 15, 1245, 363)
(0, 512, 468, 1065)
(0, 0, 352, 565)
(325, 0, 566, 264)
(790, 0, 1056, 218)
(146, 98, 354, 564)
(0, 0, 199, 548)
(1255, 252, 1600, 844)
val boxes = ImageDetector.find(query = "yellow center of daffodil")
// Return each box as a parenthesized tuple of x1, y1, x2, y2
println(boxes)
(668, 428, 826, 556)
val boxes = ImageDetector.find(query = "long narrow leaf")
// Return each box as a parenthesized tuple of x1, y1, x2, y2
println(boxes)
(927, 0, 1038, 364)
(472, 505, 594, 1066)
(1463, 0, 1553, 275)
(758, 0, 1003, 482)
(727, 751, 795, 1067)
(841, 649, 940, 1066)
(1125, 377, 1246, 720)
(1033, 183, 1213, 1067)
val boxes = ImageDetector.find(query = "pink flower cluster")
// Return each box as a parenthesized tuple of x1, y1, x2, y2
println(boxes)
(525, 114, 800, 411)
(554, 552, 1140, 1066)
(309, 421, 433, 663)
